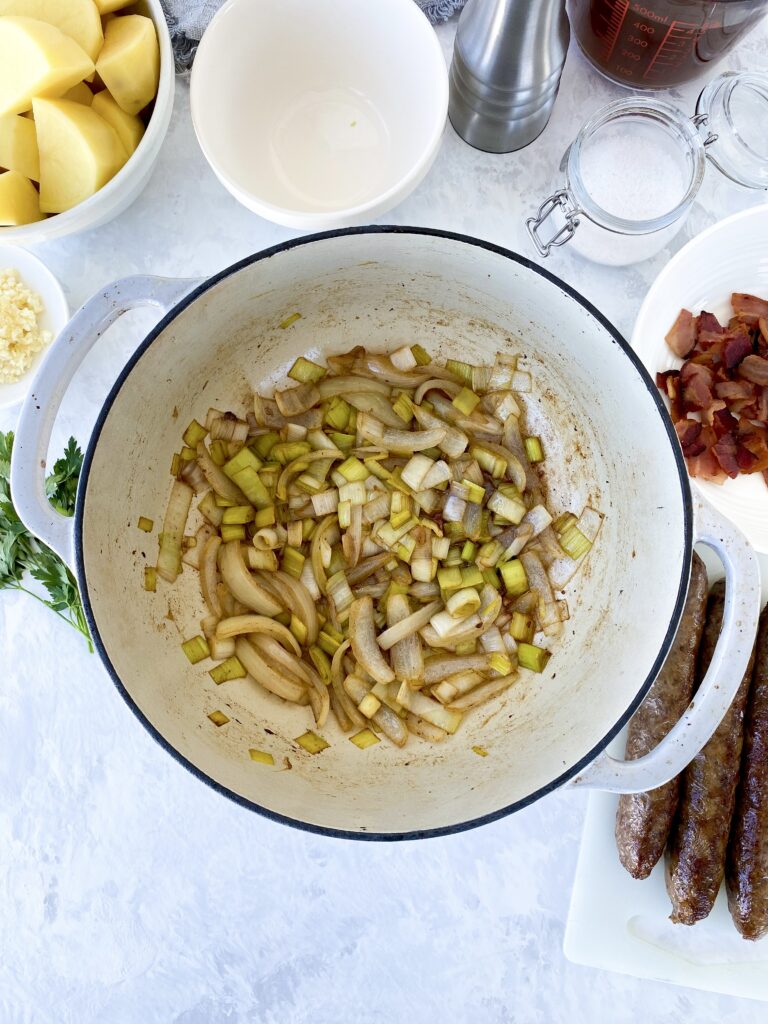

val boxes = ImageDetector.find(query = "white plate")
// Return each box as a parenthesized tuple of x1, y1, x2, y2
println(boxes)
(631, 204, 768, 554)
(0, 245, 69, 410)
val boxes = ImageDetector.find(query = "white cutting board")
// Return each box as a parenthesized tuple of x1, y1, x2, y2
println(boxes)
(565, 550, 768, 999)
(565, 777, 768, 1001)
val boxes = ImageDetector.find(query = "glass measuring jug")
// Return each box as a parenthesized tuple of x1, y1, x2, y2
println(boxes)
(568, 0, 768, 89)
(526, 71, 768, 265)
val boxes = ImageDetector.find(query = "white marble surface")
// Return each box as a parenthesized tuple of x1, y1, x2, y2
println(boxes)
(2, 17, 768, 1024)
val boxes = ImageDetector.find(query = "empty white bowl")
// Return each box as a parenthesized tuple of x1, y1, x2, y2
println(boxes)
(0, 245, 68, 409)
(190, 0, 449, 229)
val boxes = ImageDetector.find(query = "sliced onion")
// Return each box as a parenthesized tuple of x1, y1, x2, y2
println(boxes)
(196, 442, 248, 504)
(274, 382, 321, 416)
(342, 502, 363, 568)
(432, 670, 486, 705)
(317, 375, 391, 399)
(343, 391, 404, 429)
(376, 600, 442, 650)
(331, 641, 367, 729)
(362, 491, 391, 524)
(276, 449, 344, 500)
(524, 504, 553, 537)
(157, 480, 193, 583)
(200, 535, 223, 617)
(216, 614, 301, 653)
(409, 581, 440, 601)
(220, 541, 283, 615)
(447, 673, 517, 710)
(234, 638, 308, 704)
(261, 570, 319, 645)
(310, 514, 337, 595)
(387, 593, 423, 683)
(357, 413, 446, 453)
(349, 596, 395, 684)
(411, 404, 468, 458)
(413, 378, 462, 404)
(180, 458, 208, 494)
(423, 653, 489, 685)
(346, 552, 391, 586)
(404, 713, 447, 743)
(344, 673, 407, 746)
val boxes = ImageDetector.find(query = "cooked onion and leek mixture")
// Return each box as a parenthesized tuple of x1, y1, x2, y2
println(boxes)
(148, 345, 602, 752)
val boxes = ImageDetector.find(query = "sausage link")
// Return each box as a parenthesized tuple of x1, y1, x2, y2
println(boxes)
(665, 583, 755, 924)
(615, 553, 708, 879)
(726, 604, 768, 940)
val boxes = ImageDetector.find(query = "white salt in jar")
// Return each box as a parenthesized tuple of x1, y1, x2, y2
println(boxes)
(526, 71, 768, 266)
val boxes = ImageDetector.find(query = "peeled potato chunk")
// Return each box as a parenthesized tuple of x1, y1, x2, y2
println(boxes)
(0, 17, 94, 116)
(0, 0, 103, 60)
(0, 169, 42, 224)
(91, 89, 144, 156)
(0, 112, 40, 180)
(96, 15, 159, 116)
(93, 0, 132, 12)
(62, 81, 93, 105)
(33, 97, 127, 213)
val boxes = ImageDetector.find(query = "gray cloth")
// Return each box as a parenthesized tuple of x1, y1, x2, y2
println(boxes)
(160, 0, 466, 71)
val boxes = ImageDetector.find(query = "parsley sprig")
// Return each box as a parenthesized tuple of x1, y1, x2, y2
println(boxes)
(0, 431, 92, 650)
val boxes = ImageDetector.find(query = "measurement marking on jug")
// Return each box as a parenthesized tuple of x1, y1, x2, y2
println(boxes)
(643, 20, 696, 80)
(601, 0, 630, 61)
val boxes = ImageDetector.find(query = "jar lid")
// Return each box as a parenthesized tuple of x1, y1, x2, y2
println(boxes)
(697, 71, 768, 190)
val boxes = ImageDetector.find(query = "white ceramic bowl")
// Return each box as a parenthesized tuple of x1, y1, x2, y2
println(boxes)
(632, 204, 768, 554)
(0, 245, 68, 409)
(190, 0, 448, 229)
(0, 0, 175, 246)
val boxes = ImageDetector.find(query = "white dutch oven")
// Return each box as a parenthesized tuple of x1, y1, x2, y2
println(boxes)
(11, 229, 762, 840)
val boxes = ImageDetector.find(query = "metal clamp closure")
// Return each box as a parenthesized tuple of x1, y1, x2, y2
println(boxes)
(526, 190, 581, 257)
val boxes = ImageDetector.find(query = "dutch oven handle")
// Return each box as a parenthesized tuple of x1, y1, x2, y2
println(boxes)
(573, 492, 761, 793)
(11, 275, 201, 570)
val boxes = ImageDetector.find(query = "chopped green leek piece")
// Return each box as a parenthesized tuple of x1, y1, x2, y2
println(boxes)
(559, 524, 592, 560)
(452, 386, 481, 415)
(363, 456, 390, 481)
(275, 610, 291, 627)
(350, 728, 380, 749)
(472, 745, 489, 757)
(421, 446, 442, 461)
(215, 494, 236, 507)
(295, 730, 330, 754)
(328, 431, 355, 451)
(455, 640, 477, 655)
(471, 445, 507, 479)
(482, 567, 500, 590)
(324, 396, 351, 431)
(390, 509, 411, 530)
(461, 541, 477, 562)
(220, 524, 246, 542)
(222, 505, 256, 525)
(143, 565, 156, 592)
(249, 748, 275, 765)
(392, 392, 414, 423)
(180, 446, 197, 461)
(446, 358, 473, 384)
(437, 566, 463, 592)
(410, 344, 431, 366)
(282, 546, 305, 579)
(251, 432, 280, 460)
(182, 635, 210, 664)
(279, 312, 302, 329)
(396, 535, 416, 562)
(443, 521, 465, 539)
(518, 643, 550, 673)
(488, 653, 513, 676)
(460, 565, 484, 588)
(223, 447, 262, 478)
(254, 506, 276, 528)
(271, 441, 311, 465)
(209, 656, 246, 684)
(308, 645, 332, 683)
(462, 479, 486, 505)
(524, 436, 544, 463)
(209, 439, 228, 466)
(296, 472, 324, 495)
(170, 453, 181, 477)
(182, 419, 207, 448)
(510, 611, 535, 643)
(337, 500, 351, 529)
(288, 356, 326, 383)
(358, 693, 381, 719)
(317, 629, 342, 656)
(302, 519, 316, 540)
(208, 710, 230, 727)
(137, 516, 154, 533)
(338, 456, 368, 482)
(231, 466, 272, 509)
(290, 615, 308, 645)
(499, 558, 528, 596)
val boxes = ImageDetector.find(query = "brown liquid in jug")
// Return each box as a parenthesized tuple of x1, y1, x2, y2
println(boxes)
(569, 0, 767, 88)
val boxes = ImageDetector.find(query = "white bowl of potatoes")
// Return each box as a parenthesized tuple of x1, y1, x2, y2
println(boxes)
(0, 0, 174, 243)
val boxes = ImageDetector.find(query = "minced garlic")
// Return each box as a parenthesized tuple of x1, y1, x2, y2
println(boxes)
(0, 268, 52, 384)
